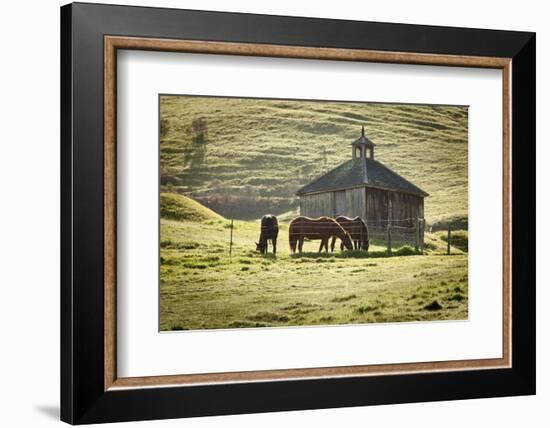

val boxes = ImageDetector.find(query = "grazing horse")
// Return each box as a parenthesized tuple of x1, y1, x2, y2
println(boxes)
(256, 215, 279, 254)
(289, 216, 353, 254)
(331, 216, 370, 252)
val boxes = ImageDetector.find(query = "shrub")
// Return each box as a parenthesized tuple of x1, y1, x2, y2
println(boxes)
(394, 245, 419, 256)
(355, 301, 386, 314)
(424, 300, 443, 311)
(423, 241, 438, 251)
(170, 325, 188, 331)
(330, 294, 357, 303)
(430, 217, 468, 231)
(437, 229, 468, 252)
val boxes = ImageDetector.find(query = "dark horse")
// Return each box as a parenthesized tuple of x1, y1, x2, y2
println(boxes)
(256, 215, 279, 254)
(289, 216, 353, 253)
(330, 216, 370, 252)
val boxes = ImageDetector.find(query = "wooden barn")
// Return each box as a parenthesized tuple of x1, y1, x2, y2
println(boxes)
(296, 126, 428, 240)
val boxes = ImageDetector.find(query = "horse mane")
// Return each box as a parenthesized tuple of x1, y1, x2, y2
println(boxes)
(332, 220, 353, 242)
(292, 216, 333, 221)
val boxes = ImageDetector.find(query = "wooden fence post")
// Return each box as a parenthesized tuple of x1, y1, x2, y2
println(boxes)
(447, 224, 451, 255)
(386, 224, 392, 253)
(420, 219, 425, 253)
(229, 218, 234, 258)
(414, 219, 419, 251)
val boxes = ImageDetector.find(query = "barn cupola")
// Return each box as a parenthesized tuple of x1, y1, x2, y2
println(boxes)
(351, 125, 375, 160)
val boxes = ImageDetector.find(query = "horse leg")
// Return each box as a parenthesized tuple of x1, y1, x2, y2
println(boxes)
(298, 237, 304, 253)
(272, 238, 277, 255)
(330, 236, 336, 252)
(318, 239, 324, 253)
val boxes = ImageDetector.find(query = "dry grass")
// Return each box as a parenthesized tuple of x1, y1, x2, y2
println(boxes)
(159, 96, 468, 224)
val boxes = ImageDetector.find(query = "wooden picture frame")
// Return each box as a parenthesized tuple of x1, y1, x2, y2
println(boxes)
(61, 2, 535, 424)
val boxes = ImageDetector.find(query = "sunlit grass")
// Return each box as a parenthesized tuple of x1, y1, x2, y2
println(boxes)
(160, 216, 468, 331)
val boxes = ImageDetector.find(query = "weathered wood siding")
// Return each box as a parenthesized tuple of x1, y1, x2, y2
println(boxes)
(299, 187, 424, 233)
(346, 188, 365, 218)
(365, 187, 389, 226)
(300, 188, 365, 218)
(299, 192, 334, 218)
(334, 191, 347, 216)
(365, 187, 424, 232)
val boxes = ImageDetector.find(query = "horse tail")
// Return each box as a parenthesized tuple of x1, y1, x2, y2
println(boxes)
(273, 216, 279, 238)
(288, 221, 297, 253)
(289, 239, 297, 253)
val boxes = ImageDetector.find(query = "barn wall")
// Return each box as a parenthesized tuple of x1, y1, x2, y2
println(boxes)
(334, 190, 346, 216)
(365, 187, 389, 226)
(300, 188, 424, 230)
(364, 188, 424, 233)
(299, 192, 334, 218)
(387, 192, 422, 227)
(345, 188, 365, 218)
(300, 188, 366, 218)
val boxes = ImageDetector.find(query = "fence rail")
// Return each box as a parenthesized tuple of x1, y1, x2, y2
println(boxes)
(232, 217, 427, 255)
(382, 218, 425, 252)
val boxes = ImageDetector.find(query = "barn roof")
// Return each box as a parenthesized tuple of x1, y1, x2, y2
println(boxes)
(296, 158, 429, 197)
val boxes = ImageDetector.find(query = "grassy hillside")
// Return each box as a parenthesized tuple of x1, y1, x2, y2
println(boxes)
(160, 192, 224, 222)
(160, 95, 468, 226)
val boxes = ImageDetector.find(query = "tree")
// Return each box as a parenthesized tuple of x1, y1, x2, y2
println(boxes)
(188, 117, 208, 167)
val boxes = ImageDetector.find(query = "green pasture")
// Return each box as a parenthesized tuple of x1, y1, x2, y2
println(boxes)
(159, 194, 468, 331)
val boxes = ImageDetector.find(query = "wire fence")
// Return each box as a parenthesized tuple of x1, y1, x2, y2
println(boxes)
(372, 219, 425, 252)
(230, 217, 427, 254)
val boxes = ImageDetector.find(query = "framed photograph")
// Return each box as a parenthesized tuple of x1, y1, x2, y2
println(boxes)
(61, 2, 535, 424)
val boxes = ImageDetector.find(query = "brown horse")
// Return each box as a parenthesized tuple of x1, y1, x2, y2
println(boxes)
(256, 215, 279, 254)
(289, 216, 353, 254)
(330, 216, 370, 252)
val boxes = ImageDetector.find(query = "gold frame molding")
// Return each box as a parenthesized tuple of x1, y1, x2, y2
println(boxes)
(104, 35, 512, 391)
